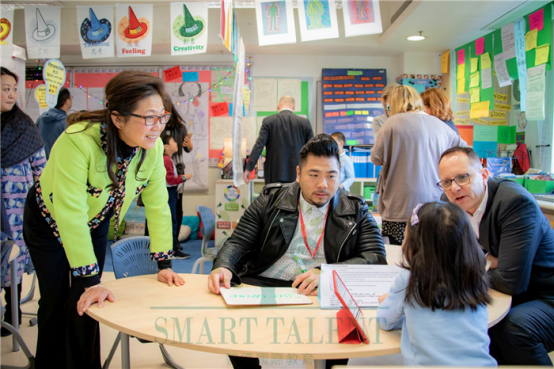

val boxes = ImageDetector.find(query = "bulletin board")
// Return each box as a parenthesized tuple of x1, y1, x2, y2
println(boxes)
(321, 68, 387, 145)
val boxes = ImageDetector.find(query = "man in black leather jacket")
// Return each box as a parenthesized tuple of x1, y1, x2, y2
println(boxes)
(208, 134, 386, 369)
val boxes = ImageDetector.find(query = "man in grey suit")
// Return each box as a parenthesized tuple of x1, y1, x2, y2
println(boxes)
(438, 146, 554, 365)
(244, 96, 313, 185)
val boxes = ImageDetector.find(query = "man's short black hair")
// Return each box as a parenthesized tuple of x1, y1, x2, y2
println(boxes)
(439, 146, 481, 167)
(299, 134, 340, 168)
(55, 87, 71, 109)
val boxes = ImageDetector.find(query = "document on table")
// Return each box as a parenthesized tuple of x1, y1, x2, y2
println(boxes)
(319, 264, 401, 309)
(220, 287, 313, 306)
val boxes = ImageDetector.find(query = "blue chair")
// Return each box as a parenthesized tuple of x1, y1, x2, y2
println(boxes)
(191, 206, 217, 274)
(103, 236, 182, 369)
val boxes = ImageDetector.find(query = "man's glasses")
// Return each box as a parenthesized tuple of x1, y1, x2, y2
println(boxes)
(436, 171, 478, 191)
(129, 111, 171, 126)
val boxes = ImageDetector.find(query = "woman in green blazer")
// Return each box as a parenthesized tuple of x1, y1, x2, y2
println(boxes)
(23, 71, 185, 368)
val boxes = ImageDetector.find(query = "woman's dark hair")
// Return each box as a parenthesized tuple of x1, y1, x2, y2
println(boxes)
(299, 134, 340, 168)
(1, 67, 18, 82)
(67, 71, 170, 190)
(401, 201, 491, 311)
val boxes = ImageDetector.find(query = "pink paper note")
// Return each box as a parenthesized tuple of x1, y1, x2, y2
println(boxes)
(457, 49, 465, 65)
(475, 37, 485, 56)
(529, 8, 544, 31)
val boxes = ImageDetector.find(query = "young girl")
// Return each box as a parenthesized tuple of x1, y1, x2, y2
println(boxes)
(377, 201, 496, 366)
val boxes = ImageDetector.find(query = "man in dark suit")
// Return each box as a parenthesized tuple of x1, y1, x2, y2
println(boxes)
(438, 146, 554, 365)
(244, 96, 313, 185)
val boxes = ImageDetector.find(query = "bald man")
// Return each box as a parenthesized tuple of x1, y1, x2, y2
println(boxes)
(244, 96, 313, 185)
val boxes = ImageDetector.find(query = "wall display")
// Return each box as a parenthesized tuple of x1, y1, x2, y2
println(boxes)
(255, 0, 296, 46)
(321, 68, 386, 145)
(24, 5, 61, 59)
(297, 0, 339, 42)
(170, 2, 208, 56)
(396, 74, 441, 94)
(210, 68, 235, 102)
(341, 0, 382, 37)
(77, 6, 115, 59)
(0, 8, 14, 61)
(115, 4, 153, 58)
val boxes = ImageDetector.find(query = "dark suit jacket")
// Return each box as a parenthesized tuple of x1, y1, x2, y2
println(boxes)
(246, 110, 313, 184)
(444, 178, 554, 300)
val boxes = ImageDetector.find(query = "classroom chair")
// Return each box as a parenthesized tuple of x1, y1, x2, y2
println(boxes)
(191, 206, 217, 274)
(104, 236, 183, 369)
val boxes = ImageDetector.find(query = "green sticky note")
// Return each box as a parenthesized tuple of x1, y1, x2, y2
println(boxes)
(347, 71, 363, 76)
(498, 126, 516, 144)
(474, 125, 498, 142)
(346, 111, 354, 116)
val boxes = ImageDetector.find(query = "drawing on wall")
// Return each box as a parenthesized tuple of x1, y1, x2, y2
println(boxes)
(165, 82, 210, 192)
(348, 0, 375, 24)
(80, 8, 111, 44)
(173, 4, 204, 41)
(255, 0, 296, 46)
(118, 6, 149, 43)
(170, 2, 208, 56)
(304, 0, 330, 30)
(32, 8, 56, 41)
(262, 1, 287, 35)
(342, 0, 382, 37)
(0, 18, 11, 41)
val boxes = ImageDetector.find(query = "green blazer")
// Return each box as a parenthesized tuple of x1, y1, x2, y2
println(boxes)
(39, 121, 172, 274)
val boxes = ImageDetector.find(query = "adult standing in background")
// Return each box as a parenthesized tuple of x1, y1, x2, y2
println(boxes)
(0, 67, 47, 335)
(370, 85, 465, 244)
(331, 132, 355, 192)
(36, 87, 72, 159)
(244, 96, 313, 185)
(421, 87, 459, 135)
(371, 83, 399, 139)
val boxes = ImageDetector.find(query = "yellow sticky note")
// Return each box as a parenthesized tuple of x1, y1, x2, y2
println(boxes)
(525, 29, 538, 51)
(457, 79, 466, 94)
(470, 101, 490, 119)
(480, 53, 491, 70)
(470, 88, 480, 103)
(457, 64, 465, 80)
(470, 72, 480, 88)
(470, 58, 478, 73)
(535, 44, 550, 65)
(441, 51, 450, 74)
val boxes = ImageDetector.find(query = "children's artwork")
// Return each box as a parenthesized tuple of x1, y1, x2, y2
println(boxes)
(341, 0, 382, 37)
(115, 4, 153, 57)
(0, 9, 14, 60)
(24, 5, 61, 58)
(170, 2, 208, 56)
(77, 6, 115, 59)
(255, 0, 296, 46)
(297, 0, 339, 42)
(164, 82, 210, 192)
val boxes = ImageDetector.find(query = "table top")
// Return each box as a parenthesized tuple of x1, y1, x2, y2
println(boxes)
(8, 243, 19, 263)
(87, 273, 511, 360)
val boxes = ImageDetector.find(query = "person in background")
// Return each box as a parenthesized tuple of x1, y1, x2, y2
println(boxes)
(370, 85, 465, 245)
(420, 87, 459, 135)
(331, 132, 355, 192)
(244, 96, 313, 185)
(438, 147, 554, 365)
(209, 134, 386, 369)
(22, 71, 185, 368)
(161, 134, 192, 259)
(36, 87, 72, 159)
(378, 201, 496, 367)
(0, 67, 47, 336)
(371, 83, 399, 139)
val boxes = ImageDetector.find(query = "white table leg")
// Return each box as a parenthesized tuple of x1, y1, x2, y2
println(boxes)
(10, 259, 19, 352)
(121, 332, 130, 368)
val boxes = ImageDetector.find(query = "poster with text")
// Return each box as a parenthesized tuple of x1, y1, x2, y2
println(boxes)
(115, 4, 153, 58)
(77, 6, 115, 59)
(25, 5, 61, 59)
(297, 0, 339, 42)
(341, 0, 382, 37)
(0, 8, 14, 60)
(170, 2, 208, 56)
(255, 0, 296, 46)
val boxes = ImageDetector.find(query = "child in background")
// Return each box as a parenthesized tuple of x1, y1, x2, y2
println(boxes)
(162, 134, 193, 259)
(377, 201, 496, 367)
(331, 132, 355, 192)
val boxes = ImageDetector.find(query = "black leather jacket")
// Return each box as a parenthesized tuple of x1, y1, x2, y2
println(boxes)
(213, 182, 387, 284)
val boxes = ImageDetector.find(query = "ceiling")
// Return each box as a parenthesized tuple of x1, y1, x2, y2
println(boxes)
(3, 0, 548, 58)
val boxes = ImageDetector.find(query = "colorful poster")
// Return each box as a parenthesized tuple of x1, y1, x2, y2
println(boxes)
(170, 2, 208, 55)
(341, 0, 382, 37)
(210, 68, 235, 102)
(0, 9, 14, 60)
(115, 4, 153, 57)
(255, 0, 296, 46)
(77, 6, 115, 59)
(297, 0, 339, 42)
(24, 5, 61, 59)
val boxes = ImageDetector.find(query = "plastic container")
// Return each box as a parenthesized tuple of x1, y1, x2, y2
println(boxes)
(525, 179, 554, 194)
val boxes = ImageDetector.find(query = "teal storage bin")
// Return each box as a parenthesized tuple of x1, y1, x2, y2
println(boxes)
(525, 179, 554, 194)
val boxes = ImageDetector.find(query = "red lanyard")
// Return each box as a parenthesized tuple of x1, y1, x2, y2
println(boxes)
(298, 200, 329, 259)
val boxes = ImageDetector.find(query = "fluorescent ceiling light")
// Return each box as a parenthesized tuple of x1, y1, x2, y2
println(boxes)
(407, 31, 426, 41)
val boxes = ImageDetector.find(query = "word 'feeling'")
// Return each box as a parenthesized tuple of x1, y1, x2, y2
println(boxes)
(122, 48, 146, 55)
